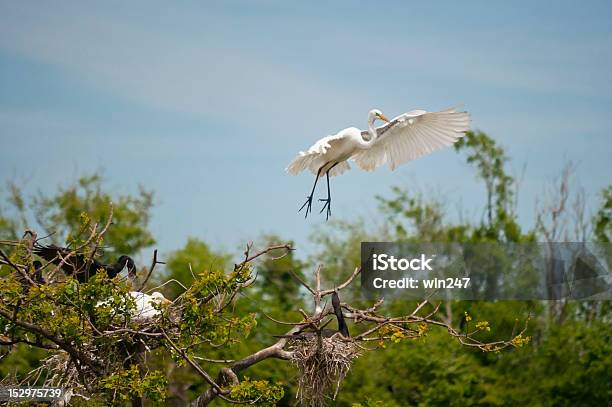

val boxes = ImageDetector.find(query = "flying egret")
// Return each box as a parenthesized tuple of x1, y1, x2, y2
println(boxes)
(287, 106, 471, 219)
(34, 244, 137, 283)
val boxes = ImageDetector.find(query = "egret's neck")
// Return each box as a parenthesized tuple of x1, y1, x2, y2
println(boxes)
(364, 117, 378, 147)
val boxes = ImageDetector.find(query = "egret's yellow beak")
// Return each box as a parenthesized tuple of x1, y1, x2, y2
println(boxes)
(378, 114, 390, 123)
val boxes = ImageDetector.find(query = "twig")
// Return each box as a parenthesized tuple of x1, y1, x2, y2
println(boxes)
(0, 249, 35, 285)
(138, 249, 165, 291)
(234, 244, 293, 271)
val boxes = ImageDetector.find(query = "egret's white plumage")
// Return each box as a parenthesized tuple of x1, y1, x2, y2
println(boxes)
(97, 291, 171, 321)
(288, 106, 470, 219)
(129, 291, 171, 320)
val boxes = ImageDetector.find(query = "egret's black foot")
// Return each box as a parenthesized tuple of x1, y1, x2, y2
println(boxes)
(299, 195, 314, 218)
(319, 197, 332, 221)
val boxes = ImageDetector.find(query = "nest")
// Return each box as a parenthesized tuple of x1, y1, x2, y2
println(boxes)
(23, 352, 87, 406)
(289, 335, 361, 406)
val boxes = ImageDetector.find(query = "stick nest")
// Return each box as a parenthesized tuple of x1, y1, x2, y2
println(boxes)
(289, 335, 361, 406)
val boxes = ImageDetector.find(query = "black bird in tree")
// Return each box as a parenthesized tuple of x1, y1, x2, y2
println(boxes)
(331, 291, 350, 337)
(275, 291, 350, 339)
(33, 244, 136, 284)
(32, 260, 46, 284)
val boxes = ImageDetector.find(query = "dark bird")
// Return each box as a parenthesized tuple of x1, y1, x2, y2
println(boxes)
(275, 291, 349, 339)
(332, 291, 350, 337)
(33, 244, 136, 284)
(32, 260, 46, 284)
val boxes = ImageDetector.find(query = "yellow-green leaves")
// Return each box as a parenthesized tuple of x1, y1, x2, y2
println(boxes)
(101, 365, 167, 405)
(511, 334, 531, 348)
(475, 320, 491, 332)
(229, 377, 284, 406)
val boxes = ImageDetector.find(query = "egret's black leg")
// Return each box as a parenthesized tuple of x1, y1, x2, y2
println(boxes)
(318, 171, 332, 220)
(299, 167, 323, 218)
(319, 163, 339, 221)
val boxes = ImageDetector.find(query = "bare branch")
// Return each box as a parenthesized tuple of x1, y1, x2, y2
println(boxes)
(138, 249, 165, 291)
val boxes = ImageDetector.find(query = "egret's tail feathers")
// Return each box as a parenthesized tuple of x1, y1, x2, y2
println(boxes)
(329, 161, 350, 177)
(287, 134, 347, 175)
(286, 152, 314, 175)
(287, 153, 352, 177)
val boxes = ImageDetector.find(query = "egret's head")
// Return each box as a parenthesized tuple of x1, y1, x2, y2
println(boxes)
(151, 291, 172, 305)
(369, 109, 390, 123)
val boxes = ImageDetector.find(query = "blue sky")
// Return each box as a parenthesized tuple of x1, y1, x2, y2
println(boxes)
(1, 1, 611, 259)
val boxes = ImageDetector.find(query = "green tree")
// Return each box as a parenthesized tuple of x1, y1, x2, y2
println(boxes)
(318, 130, 609, 406)
(0, 182, 27, 240)
(1, 132, 609, 406)
(0, 173, 157, 393)
(454, 131, 525, 242)
(593, 185, 611, 243)
(163, 237, 230, 299)
(0, 220, 279, 406)
(0, 174, 155, 257)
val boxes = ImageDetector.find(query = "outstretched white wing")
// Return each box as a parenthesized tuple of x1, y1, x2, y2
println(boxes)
(286, 130, 355, 177)
(352, 107, 470, 171)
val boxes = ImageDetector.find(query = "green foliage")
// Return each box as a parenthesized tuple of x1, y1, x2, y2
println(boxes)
(0, 173, 155, 259)
(179, 279, 256, 344)
(101, 365, 168, 405)
(32, 174, 155, 255)
(1, 132, 610, 406)
(309, 219, 381, 301)
(455, 131, 513, 218)
(454, 131, 527, 242)
(0, 183, 27, 240)
(253, 235, 305, 312)
(593, 185, 611, 243)
(229, 377, 284, 406)
(377, 131, 533, 245)
(323, 129, 607, 405)
(341, 329, 506, 406)
(159, 235, 299, 404)
(496, 320, 612, 406)
(352, 400, 385, 407)
(0, 234, 267, 405)
(164, 237, 231, 298)
(0, 212, 18, 240)
(475, 320, 491, 332)
(0, 344, 47, 380)
(377, 188, 468, 242)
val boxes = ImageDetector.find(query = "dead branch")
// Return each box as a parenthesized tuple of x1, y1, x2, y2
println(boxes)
(138, 249, 165, 291)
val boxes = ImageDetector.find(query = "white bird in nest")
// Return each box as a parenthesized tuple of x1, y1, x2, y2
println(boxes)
(287, 106, 471, 220)
(97, 291, 171, 322)
(129, 291, 172, 321)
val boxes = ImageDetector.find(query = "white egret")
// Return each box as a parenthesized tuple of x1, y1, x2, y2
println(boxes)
(287, 106, 471, 219)
(97, 291, 171, 322)
(128, 291, 172, 321)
